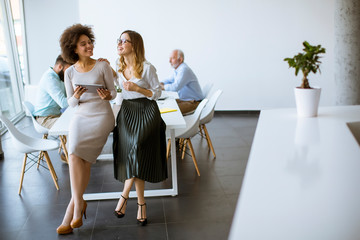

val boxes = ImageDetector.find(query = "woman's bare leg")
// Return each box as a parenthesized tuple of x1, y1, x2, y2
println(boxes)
(134, 178, 146, 220)
(60, 198, 74, 226)
(68, 154, 92, 221)
(115, 177, 135, 212)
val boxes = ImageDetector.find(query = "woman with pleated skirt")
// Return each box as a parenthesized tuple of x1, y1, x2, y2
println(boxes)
(112, 30, 167, 226)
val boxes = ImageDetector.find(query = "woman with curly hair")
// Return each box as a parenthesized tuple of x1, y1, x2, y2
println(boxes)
(56, 24, 116, 235)
(112, 30, 167, 226)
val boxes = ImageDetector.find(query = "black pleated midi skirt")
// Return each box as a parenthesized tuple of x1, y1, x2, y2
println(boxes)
(113, 98, 167, 183)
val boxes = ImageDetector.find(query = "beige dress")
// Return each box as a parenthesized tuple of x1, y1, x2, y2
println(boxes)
(64, 61, 116, 163)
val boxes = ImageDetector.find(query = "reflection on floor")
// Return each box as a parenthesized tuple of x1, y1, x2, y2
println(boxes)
(0, 111, 258, 240)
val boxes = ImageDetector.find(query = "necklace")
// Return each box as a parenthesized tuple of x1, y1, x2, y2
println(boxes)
(126, 68, 132, 76)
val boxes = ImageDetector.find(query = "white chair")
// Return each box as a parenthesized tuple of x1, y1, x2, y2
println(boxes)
(23, 84, 38, 116)
(23, 101, 68, 165)
(199, 89, 223, 158)
(0, 114, 60, 194)
(166, 99, 208, 176)
(22, 101, 49, 138)
(23, 101, 51, 167)
(201, 82, 214, 98)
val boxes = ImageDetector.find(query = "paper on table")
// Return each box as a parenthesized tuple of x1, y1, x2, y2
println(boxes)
(160, 108, 177, 114)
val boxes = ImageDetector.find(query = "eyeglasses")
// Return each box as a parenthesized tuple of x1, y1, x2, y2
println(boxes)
(117, 38, 132, 45)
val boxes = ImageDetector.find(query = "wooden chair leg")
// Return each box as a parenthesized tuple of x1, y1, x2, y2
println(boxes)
(37, 134, 48, 168)
(203, 124, 216, 158)
(43, 150, 58, 181)
(58, 135, 67, 153)
(59, 135, 68, 163)
(181, 139, 188, 160)
(178, 138, 183, 151)
(43, 151, 59, 190)
(199, 125, 204, 137)
(166, 138, 171, 161)
(19, 154, 28, 194)
(187, 139, 200, 176)
(37, 151, 43, 169)
(201, 124, 210, 145)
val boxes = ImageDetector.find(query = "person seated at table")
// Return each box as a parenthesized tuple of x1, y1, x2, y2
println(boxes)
(160, 49, 204, 115)
(33, 55, 71, 129)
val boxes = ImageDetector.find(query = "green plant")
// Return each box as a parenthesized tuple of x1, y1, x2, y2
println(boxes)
(115, 85, 122, 93)
(284, 41, 326, 89)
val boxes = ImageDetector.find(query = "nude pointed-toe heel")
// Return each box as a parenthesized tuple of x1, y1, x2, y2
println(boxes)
(56, 224, 73, 235)
(70, 201, 87, 229)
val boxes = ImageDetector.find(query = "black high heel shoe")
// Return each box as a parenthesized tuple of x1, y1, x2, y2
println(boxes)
(137, 203, 147, 226)
(114, 195, 128, 218)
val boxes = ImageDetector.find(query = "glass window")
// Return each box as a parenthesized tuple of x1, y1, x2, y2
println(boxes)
(9, 0, 26, 81)
(0, 0, 24, 123)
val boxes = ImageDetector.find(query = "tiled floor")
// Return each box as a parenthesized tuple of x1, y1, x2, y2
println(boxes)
(0, 111, 258, 240)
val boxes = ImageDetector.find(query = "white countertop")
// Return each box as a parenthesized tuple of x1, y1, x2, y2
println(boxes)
(229, 105, 360, 240)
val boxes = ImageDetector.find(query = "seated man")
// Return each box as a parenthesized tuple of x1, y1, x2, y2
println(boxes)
(161, 49, 204, 115)
(33, 55, 70, 128)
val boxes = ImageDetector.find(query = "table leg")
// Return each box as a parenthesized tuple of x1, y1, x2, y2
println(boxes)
(83, 129, 178, 200)
(169, 129, 178, 196)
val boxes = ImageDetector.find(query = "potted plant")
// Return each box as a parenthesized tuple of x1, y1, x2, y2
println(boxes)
(284, 41, 326, 117)
(114, 85, 122, 105)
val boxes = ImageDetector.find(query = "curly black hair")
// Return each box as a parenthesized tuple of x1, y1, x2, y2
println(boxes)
(59, 24, 95, 64)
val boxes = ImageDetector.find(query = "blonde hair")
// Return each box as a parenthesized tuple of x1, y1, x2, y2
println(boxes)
(117, 30, 145, 79)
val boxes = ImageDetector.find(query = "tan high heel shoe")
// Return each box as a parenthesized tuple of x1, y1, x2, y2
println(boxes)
(56, 224, 73, 235)
(70, 200, 87, 229)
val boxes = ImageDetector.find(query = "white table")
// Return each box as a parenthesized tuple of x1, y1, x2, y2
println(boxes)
(49, 95, 186, 200)
(229, 105, 360, 240)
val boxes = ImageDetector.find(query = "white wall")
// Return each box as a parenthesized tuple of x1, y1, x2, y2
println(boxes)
(25, 0, 335, 110)
(24, 0, 79, 84)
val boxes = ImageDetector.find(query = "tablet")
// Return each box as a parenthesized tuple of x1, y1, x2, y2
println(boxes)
(74, 83, 105, 93)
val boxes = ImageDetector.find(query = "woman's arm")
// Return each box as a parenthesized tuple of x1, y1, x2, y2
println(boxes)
(64, 69, 79, 107)
(145, 64, 162, 100)
(122, 81, 153, 97)
(99, 62, 117, 100)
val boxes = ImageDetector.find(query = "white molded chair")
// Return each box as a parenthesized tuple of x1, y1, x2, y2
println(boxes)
(0, 114, 60, 194)
(166, 99, 208, 176)
(201, 82, 214, 98)
(199, 89, 223, 158)
(23, 101, 52, 166)
(23, 101, 67, 165)
(23, 84, 38, 116)
(22, 101, 49, 138)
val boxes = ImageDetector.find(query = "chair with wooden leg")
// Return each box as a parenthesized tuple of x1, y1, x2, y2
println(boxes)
(0, 114, 60, 194)
(166, 99, 208, 176)
(22, 101, 67, 164)
(23, 101, 51, 166)
(199, 89, 223, 158)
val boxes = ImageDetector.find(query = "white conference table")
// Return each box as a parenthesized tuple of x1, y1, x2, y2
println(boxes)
(229, 105, 360, 240)
(49, 93, 185, 200)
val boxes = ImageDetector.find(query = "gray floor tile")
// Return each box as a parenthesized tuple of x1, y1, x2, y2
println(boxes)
(0, 112, 258, 239)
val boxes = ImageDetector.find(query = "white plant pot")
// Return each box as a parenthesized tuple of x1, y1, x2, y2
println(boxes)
(114, 92, 122, 105)
(294, 87, 321, 118)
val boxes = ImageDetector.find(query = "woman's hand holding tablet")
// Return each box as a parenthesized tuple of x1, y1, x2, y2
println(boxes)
(74, 83, 105, 93)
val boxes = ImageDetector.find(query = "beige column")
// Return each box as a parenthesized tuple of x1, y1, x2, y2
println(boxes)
(335, 0, 360, 105)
